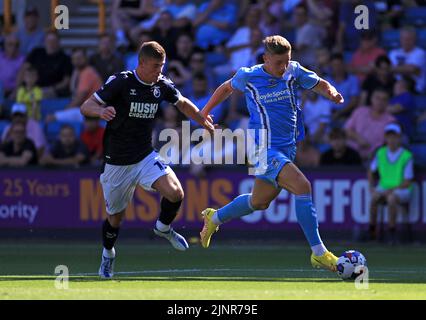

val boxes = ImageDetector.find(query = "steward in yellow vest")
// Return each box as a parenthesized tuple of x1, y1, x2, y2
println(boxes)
(368, 123, 413, 243)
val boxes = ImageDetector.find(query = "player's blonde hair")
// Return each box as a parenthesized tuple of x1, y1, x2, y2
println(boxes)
(263, 35, 291, 55)
(138, 41, 166, 61)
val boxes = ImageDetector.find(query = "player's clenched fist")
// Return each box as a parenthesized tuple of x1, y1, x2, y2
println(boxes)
(100, 106, 116, 121)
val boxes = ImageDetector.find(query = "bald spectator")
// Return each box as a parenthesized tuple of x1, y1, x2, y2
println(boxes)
(389, 26, 426, 93)
(345, 88, 396, 160)
(15, 6, 45, 55)
(23, 31, 73, 98)
(0, 122, 38, 167)
(0, 34, 25, 98)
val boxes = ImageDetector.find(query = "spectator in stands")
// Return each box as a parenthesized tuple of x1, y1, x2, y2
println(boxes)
(193, 0, 237, 50)
(301, 90, 331, 145)
(295, 133, 320, 168)
(125, 31, 152, 70)
(80, 117, 105, 166)
(189, 73, 226, 126)
(389, 26, 426, 93)
(293, 4, 325, 67)
(89, 34, 125, 82)
(325, 53, 360, 123)
(1, 103, 47, 158)
(315, 47, 332, 77)
(345, 88, 396, 160)
(16, 66, 42, 121)
(320, 127, 362, 166)
(304, 0, 337, 47)
(360, 55, 396, 106)
(349, 30, 387, 84)
(182, 51, 215, 96)
(46, 48, 103, 123)
(111, 0, 159, 47)
(0, 34, 25, 98)
(23, 31, 73, 98)
(368, 123, 414, 243)
(131, 11, 179, 56)
(335, 0, 377, 52)
(39, 124, 89, 168)
(387, 76, 416, 139)
(167, 33, 194, 87)
(0, 122, 37, 167)
(166, 0, 197, 32)
(15, 6, 45, 56)
(224, 5, 262, 70)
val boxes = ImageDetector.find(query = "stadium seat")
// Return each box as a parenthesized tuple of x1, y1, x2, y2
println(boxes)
(381, 29, 400, 49)
(414, 95, 426, 113)
(403, 7, 426, 27)
(0, 120, 10, 137)
(410, 144, 426, 165)
(417, 29, 426, 49)
(40, 98, 72, 120)
(44, 121, 83, 144)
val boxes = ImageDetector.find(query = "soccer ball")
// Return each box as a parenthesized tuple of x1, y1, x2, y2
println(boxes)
(336, 250, 367, 280)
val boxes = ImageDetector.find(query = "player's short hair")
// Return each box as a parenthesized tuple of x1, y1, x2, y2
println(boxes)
(138, 41, 166, 62)
(263, 35, 291, 55)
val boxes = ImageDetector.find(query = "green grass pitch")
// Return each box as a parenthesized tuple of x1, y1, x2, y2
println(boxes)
(1, 240, 426, 300)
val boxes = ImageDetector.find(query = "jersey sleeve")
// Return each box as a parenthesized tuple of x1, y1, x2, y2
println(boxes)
(94, 74, 123, 105)
(162, 78, 182, 105)
(294, 61, 320, 90)
(230, 67, 249, 92)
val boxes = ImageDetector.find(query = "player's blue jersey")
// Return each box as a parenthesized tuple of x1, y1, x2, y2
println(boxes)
(231, 61, 320, 150)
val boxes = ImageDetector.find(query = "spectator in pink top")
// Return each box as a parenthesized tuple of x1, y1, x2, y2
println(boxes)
(345, 88, 396, 160)
(349, 30, 386, 84)
(0, 34, 25, 98)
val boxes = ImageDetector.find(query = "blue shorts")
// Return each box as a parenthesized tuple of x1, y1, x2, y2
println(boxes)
(255, 147, 296, 188)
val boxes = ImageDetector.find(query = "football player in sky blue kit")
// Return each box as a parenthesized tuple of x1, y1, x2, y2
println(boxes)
(199, 35, 344, 272)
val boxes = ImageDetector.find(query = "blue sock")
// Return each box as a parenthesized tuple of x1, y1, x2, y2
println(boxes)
(217, 194, 255, 223)
(295, 194, 323, 247)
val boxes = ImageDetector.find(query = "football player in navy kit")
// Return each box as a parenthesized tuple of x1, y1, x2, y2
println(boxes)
(81, 41, 215, 278)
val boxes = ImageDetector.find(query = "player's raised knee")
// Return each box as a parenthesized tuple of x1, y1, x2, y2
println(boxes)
(293, 177, 311, 195)
(168, 187, 184, 203)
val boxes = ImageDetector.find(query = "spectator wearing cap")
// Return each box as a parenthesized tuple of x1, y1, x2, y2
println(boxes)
(349, 30, 386, 84)
(320, 128, 362, 166)
(389, 26, 426, 93)
(39, 124, 89, 168)
(345, 88, 396, 160)
(1, 103, 47, 158)
(15, 6, 45, 56)
(368, 123, 414, 243)
(0, 122, 38, 167)
(0, 34, 25, 98)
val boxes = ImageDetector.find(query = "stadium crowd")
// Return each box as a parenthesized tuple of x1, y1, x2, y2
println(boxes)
(0, 0, 425, 171)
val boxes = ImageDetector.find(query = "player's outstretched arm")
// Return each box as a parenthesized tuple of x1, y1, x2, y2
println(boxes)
(201, 80, 234, 118)
(312, 78, 344, 104)
(176, 97, 215, 134)
(80, 96, 116, 122)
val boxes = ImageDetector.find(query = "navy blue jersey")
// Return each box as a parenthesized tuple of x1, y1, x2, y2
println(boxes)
(94, 70, 181, 165)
